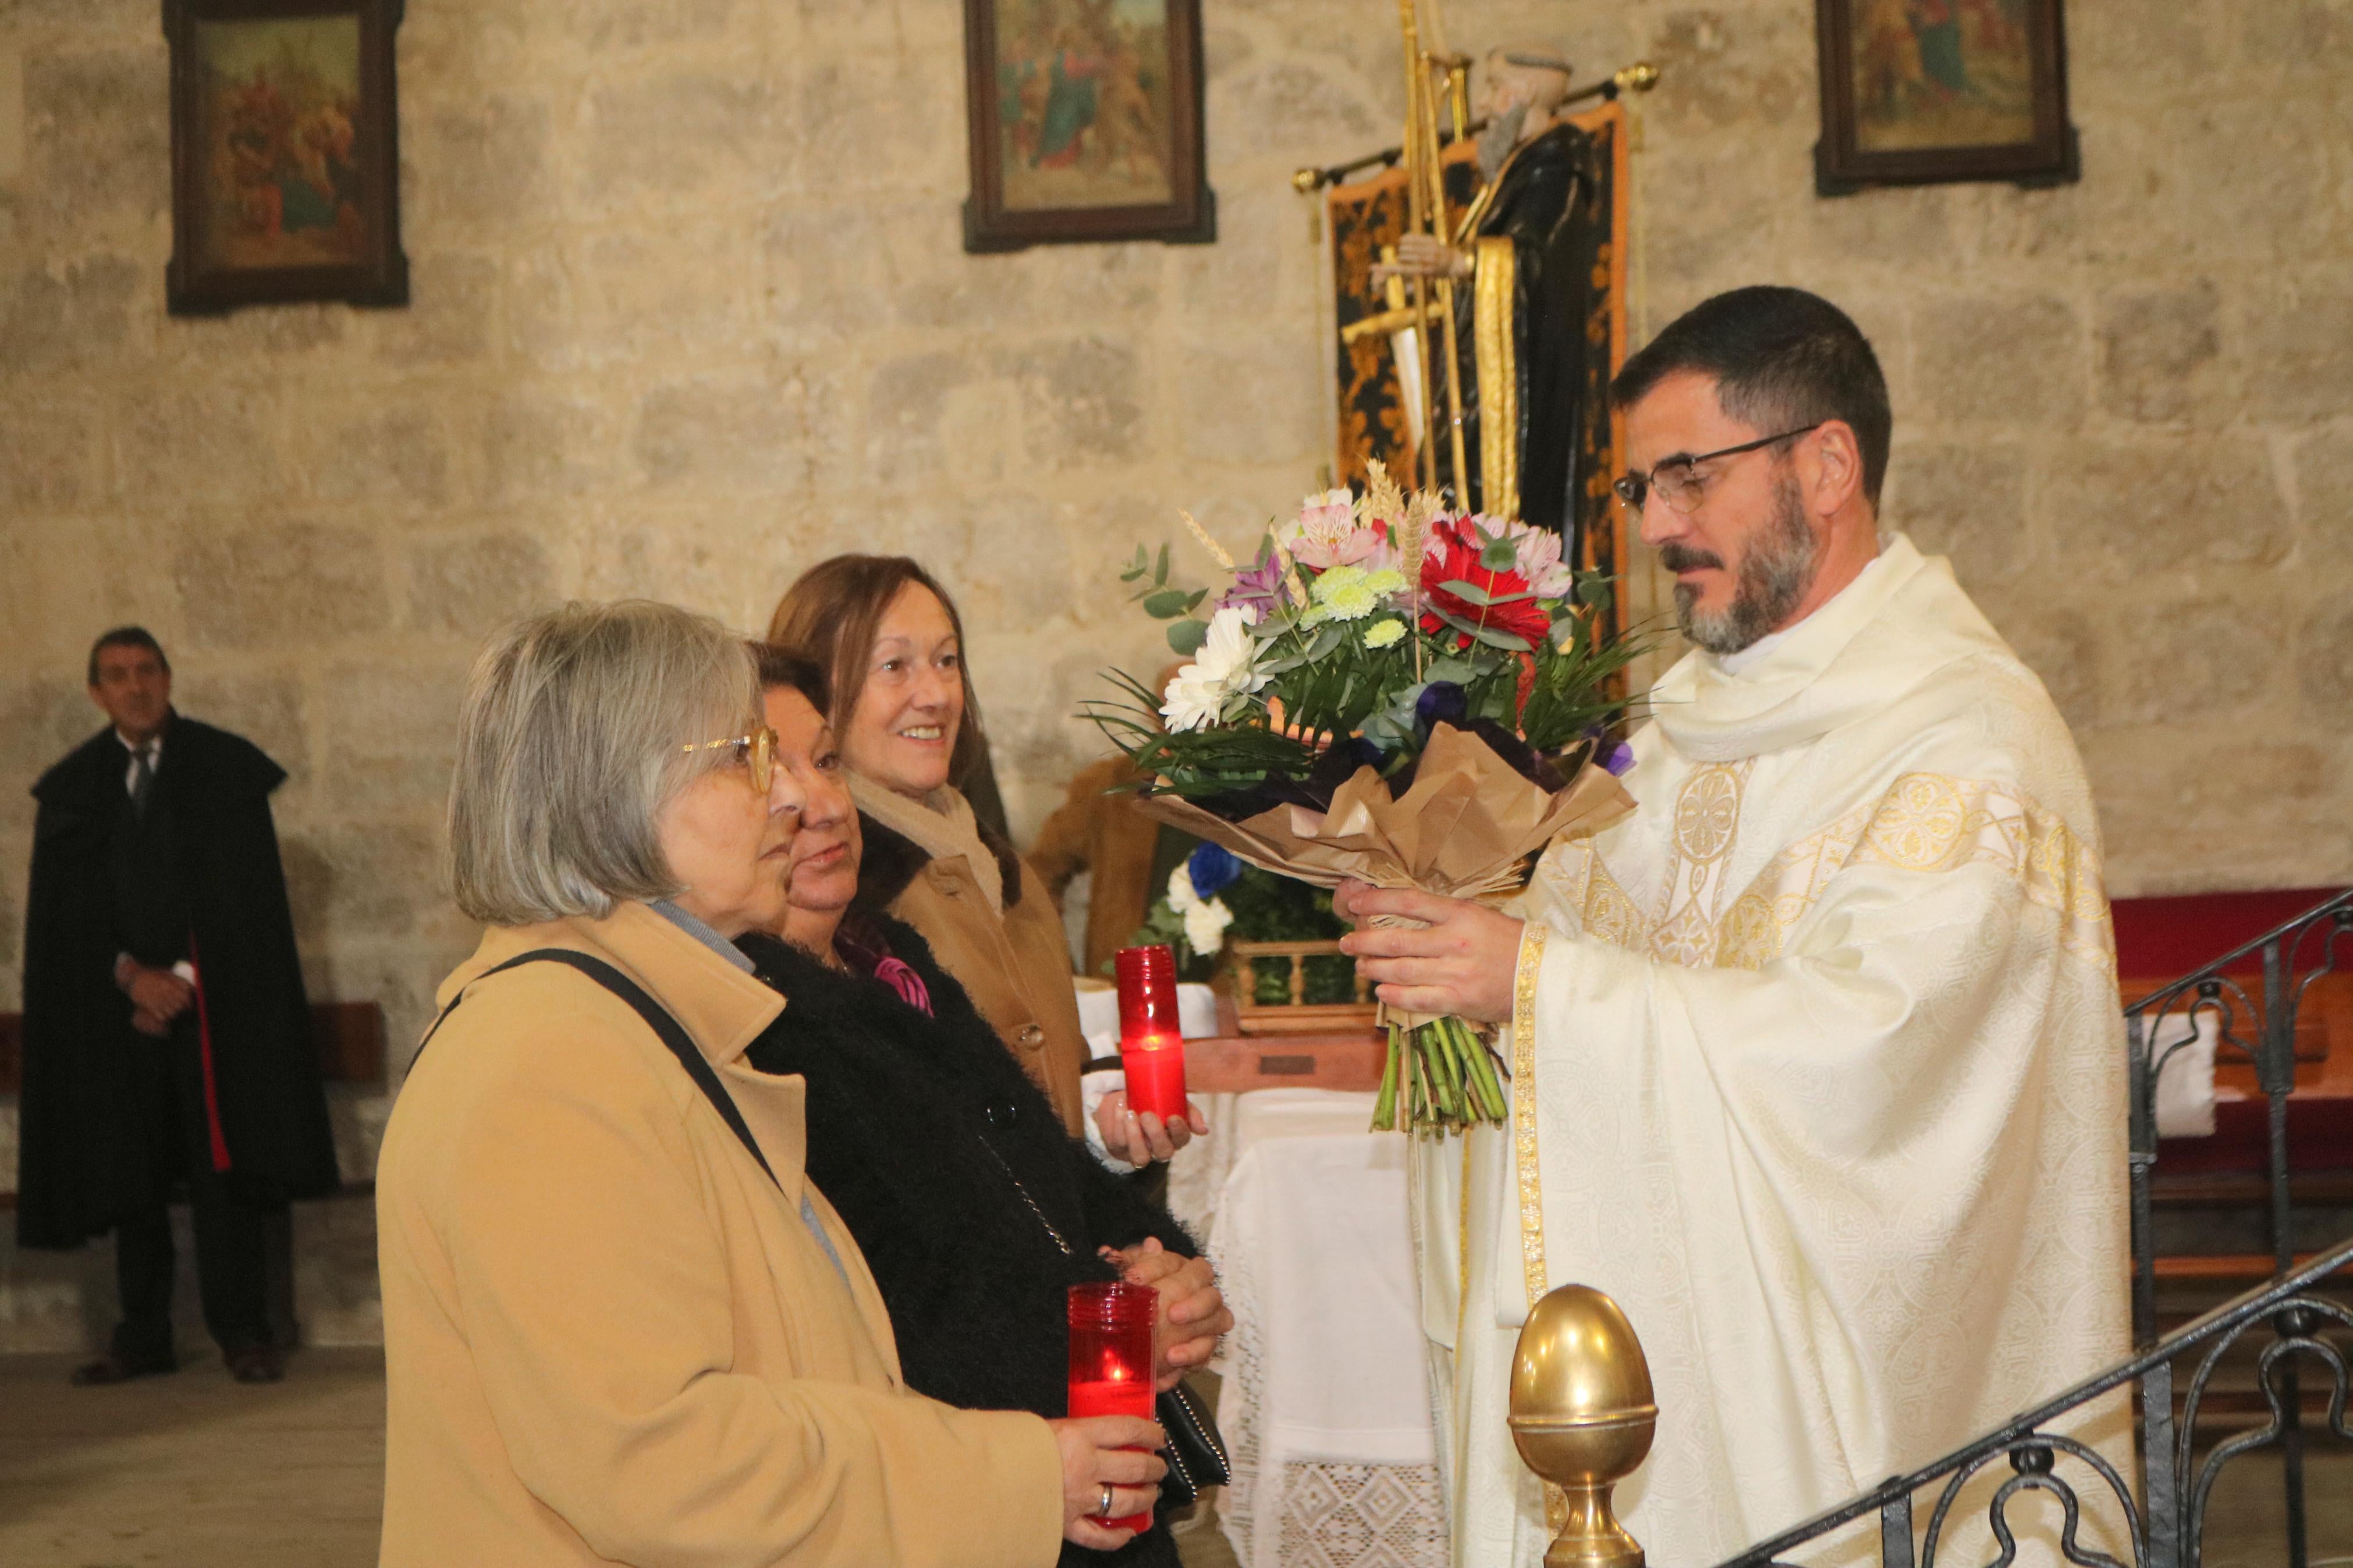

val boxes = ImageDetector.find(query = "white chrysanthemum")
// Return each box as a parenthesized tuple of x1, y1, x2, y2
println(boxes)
(1183, 895, 1234, 956)
(1164, 865, 1233, 955)
(1160, 605, 1268, 732)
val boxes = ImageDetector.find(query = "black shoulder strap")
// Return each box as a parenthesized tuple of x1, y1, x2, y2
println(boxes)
(411, 948, 779, 1190)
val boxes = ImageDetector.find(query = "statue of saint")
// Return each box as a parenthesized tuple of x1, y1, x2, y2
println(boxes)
(1379, 45, 1603, 552)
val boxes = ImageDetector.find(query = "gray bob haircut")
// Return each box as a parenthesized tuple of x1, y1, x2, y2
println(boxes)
(447, 600, 761, 926)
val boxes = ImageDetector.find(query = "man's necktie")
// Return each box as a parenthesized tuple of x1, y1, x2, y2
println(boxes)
(129, 745, 156, 817)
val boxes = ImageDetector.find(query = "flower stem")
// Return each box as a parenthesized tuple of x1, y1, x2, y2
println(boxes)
(1373, 1022, 1402, 1132)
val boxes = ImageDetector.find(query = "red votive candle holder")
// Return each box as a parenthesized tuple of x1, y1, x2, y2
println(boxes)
(1067, 1280, 1158, 1533)
(1113, 944, 1189, 1121)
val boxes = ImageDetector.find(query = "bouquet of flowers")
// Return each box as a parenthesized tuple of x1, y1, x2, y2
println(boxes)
(1088, 464, 1645, 1135)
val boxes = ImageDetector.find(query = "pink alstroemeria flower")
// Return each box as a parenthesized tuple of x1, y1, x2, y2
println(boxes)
(1279, 489, 1384, 569)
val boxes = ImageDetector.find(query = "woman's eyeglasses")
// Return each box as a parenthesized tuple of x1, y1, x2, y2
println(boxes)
(682, 727, 779, 797)
(1612, 423, 1822, 516)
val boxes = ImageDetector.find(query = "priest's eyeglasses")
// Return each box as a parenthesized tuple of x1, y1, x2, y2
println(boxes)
(1612, 423, 1823, 516)
(682, 727, 779, 797)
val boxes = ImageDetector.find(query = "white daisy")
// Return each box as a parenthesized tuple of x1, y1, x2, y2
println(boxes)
(1160, 605, 1268, 732)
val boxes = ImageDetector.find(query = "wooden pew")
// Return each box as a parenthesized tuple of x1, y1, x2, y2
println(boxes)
(0, 1003, 385, 1094)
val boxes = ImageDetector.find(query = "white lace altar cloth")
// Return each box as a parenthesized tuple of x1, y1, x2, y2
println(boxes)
(1206, 1091, 1447, 1568)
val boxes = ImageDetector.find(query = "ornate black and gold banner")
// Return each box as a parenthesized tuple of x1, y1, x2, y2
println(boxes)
(1327, 102, 1631, 637)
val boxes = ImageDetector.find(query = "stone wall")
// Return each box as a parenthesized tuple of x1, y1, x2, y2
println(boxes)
(2, 0, 2348, 1094)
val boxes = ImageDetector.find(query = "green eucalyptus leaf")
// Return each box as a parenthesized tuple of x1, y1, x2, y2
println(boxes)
(1440, 579, 1539, 606)
(1167, 619, 1211, 655)
(1479, 538, 1519, 572)
(1438, 577, 1495, 606)
(1422, 606, 1532, 653)
(1155, 543, 1172, 586)
(1577, 574, 1613, 609)
(1427, 654, 1481, 685)
(1141, 588, 1193, 618)
(1471, 624, 1531, 652)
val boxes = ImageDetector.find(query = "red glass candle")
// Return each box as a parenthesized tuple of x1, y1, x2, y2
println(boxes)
(1067, 1280, 1158, 1533)
(1114, 944, 1189, 1121)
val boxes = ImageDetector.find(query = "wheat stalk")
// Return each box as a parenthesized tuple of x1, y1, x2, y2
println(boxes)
(1363, 458, 1406, 534)
(1177, 510, 1236, 574)
(1270, 538, 1312, 610)
(1396, 486, 1440, 680)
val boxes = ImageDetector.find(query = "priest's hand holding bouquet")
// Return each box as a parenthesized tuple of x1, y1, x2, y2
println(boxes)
(1087, 465, 1646, 1135)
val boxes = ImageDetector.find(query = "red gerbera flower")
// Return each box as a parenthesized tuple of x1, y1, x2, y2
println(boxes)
(1419, 515, 1550, 649)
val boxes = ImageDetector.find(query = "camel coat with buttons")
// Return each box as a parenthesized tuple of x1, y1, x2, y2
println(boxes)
(376, 901, 1064, 1568)
(856, 815, 1091, 1136)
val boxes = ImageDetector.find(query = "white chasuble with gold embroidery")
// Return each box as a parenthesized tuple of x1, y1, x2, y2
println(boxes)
(1417, 536, 2132, 1568)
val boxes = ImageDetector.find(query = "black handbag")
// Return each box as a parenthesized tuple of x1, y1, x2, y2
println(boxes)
(970, 1134, 1233, 1509)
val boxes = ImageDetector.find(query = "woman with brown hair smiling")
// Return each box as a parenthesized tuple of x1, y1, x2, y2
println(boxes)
(768, 556, 1205, 1164)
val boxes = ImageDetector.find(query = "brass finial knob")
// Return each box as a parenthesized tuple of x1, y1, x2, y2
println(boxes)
(1614, 62, 1660, 95)
(1508, 1284, 1657, 1568)
(1293, 166, 1325, 194)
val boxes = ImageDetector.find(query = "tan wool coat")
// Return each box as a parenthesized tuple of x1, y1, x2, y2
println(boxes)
(856, 815, 1092, 1136)
(376, 901, 1064, 1568)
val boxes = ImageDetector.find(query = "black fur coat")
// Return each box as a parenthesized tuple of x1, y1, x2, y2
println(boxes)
(739, 921, 1194, 1567)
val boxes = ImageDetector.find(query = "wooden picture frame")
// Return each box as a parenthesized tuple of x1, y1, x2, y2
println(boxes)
(165, 0, 409, 315)
(1813, 0, 2077, 195)
(961, 0, 1215, 253)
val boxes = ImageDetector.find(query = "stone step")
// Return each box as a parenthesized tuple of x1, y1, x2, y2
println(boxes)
(0, 1187, 383, 1354)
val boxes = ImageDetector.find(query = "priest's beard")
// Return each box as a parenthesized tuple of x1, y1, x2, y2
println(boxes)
(1477, 104, 1529, 179)
(1663, 474, 1820, 655)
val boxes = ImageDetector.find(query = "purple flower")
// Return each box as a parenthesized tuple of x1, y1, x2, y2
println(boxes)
(1218, 546, 1286, 615)
(1584, 724, 1636, 777)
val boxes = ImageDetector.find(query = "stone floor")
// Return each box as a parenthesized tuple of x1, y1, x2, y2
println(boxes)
(0, 1349, 2340, 1568)
(0, 1350, 1243, 1568)
(0, 1350, 386, 1567)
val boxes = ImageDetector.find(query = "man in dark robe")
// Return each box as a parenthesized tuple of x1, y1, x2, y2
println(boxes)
(1383, 45, 1605, 554)
(17, 627, 338, 1384)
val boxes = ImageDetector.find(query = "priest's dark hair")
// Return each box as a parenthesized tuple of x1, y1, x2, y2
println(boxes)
(86, 625, 171, 685)
(1610, 285, 1893, 506)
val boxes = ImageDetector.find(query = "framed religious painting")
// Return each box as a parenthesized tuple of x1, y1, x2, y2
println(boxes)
(1813, 0, 2078, 194)
(164, 0, 409, 314)
(961, 0, 1215, 252)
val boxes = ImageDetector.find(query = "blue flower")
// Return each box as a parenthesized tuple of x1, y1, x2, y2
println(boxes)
(1414, 681, 1468, 734)
(1186, 841, 1244, 899)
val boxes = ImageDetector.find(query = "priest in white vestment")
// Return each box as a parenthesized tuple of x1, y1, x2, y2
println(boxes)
(1340, 287, 2132, 1567)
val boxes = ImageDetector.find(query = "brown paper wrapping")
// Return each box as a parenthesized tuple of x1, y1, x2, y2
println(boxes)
(1131, 724, 1636, 1027)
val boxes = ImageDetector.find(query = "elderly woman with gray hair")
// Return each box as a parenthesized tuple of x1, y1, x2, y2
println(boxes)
(376, 600, 1162, 1568)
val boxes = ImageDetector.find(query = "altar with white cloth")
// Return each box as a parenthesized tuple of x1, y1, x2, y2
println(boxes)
(1077, 989, 1447, 1568)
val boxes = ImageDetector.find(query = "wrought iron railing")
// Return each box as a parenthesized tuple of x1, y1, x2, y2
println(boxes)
(1703, 887, 2353, 1568)
(2127, 888, 2353, 1345)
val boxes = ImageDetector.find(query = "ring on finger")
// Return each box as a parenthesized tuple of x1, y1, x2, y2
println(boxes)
(1099, 1483, 1115, 1517)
